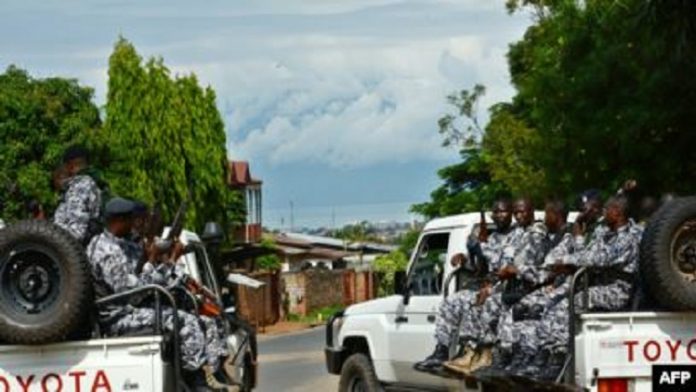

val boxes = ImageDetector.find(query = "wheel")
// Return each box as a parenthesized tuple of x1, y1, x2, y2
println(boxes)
(338, 353, 383, 392)
(240, 354, 255, 392)
(0, 220, 93, 344)
(640, 197, 696, 310)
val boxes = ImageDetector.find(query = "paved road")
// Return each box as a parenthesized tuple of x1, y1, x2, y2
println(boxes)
(257, 326, 339, 392)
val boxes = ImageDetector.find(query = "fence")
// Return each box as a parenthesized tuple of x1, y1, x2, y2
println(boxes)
(233, 269, 378, 327)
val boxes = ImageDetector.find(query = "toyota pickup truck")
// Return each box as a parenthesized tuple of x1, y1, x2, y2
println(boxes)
(0, 222, 258, 392)
(324, 197, 696, 392)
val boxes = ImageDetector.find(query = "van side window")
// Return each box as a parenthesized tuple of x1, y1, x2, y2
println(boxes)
(409, 232, 450, 295)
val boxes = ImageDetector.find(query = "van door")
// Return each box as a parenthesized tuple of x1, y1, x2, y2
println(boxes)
(386, 230, 453, 385)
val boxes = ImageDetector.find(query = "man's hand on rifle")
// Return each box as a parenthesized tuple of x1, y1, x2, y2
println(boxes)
(497, 265, 518, 280)
(168, 240, 185, 263)
(450, 253, 467, 268)
(478, 212, 489, 243)
(475, 282, 492, 305)
(550, 262, 577, 276)
(145, 239, 161, 264)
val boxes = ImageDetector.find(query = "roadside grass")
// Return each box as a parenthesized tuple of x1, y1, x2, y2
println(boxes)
(287, 304, 344, 324)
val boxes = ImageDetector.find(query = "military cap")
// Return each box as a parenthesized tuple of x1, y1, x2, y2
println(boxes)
(132, 200, 149, 215)
(62, 145, 89, 163)
(579, 189, 602, 205)
(104, 197, 136, 218)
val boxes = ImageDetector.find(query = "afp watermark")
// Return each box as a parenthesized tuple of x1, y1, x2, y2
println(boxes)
(653, 365, 696, 391)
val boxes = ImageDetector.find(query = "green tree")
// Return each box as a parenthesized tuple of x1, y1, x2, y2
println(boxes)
(255, 236, 282, 270)
(420, 0, 696, 214)
(103, 37, 245, 232)
(411, 85, 510, 219)
(0, 66, 101, 221)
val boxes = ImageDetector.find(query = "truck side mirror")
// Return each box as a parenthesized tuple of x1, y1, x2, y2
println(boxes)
(394, 270, 412, 305)
(201, 221, 224, 246)
(394, 270, 407, 295)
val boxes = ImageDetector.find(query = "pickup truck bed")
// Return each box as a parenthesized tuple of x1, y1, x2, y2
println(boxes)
(0, 336, 171, 391)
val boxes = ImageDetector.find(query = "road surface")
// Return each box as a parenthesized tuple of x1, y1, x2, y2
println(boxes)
(257, 326, 338, 392)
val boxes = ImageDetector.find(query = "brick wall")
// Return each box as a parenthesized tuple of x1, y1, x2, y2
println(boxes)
(280, 269, 377, 316)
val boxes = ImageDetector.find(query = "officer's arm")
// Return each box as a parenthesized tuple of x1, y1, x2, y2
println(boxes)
(102, 253, 143, 293)
(64, 180, 94, 240)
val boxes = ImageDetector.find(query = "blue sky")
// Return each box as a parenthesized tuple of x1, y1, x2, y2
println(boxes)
(1, 0, 530, 226)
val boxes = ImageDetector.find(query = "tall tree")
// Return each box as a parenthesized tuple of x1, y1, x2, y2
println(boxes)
(104, 37, 245, 231)
(0, 66, 101, 220)
(412, 85, 510, 219)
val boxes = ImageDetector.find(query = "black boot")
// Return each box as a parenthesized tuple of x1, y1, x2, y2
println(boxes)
(183, 369, 214, 392)
(510, 349, 547, 378)
(540, 351, 567, 381)
(414, 344, 449, 372)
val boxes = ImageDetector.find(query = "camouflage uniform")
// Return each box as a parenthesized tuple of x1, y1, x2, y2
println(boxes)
(54, 174, 102, 244)
(514, 221, 643, 373)
(496, 231, 575, 353)
(87, 231, 208, 371)
(433, 226, 513, 348)
(476, 223, 547, 346)
(497, 224, 610, 356)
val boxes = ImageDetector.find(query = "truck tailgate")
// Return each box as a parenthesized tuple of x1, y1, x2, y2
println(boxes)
(576, 311, 696, 392)
(0, 336, 169, 391)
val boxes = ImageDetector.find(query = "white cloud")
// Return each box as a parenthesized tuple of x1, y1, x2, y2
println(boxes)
(0, 0, 529, 169)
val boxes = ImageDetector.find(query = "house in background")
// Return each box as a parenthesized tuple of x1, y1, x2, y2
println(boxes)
(228, 160, 263, 243)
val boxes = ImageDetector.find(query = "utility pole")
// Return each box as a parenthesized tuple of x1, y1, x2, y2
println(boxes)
(331, 206, 336, 230)
(289, 200, 294, 232)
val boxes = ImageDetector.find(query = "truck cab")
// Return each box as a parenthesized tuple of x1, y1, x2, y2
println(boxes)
(325, 212, 485, 391)
(0, 228, 257, 392)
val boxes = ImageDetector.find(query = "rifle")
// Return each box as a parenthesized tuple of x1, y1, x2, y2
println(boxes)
(165, 201, 188, 243)
(136, 203, 163, 274)
(183, 275, 222, 317)
(478, 209, 489, 242)
(152, 201, 188, 257)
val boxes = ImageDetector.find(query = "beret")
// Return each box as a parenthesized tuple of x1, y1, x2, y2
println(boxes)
(105, 197, 135, 217)
(62, 145, 89, 163)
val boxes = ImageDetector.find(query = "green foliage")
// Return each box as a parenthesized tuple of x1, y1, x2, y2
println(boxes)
(374, 250, 409, 297)
(103, 37, 245, 232)
(288, 304, 344, 323)
(0, 66, 101, 221)
(333, 221, 383, 244)
(412, 84, 511, 219)
(256, 236, 282, 270)
(418, 0, 696, 216)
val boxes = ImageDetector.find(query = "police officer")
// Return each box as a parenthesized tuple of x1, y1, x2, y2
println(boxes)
(455, 197, 547, 375)
(515, 195, 642, 380)
(414, 199, 514, 372)
(53, 146, 102, 245)
(475, 199, 573, 377)
(87, 198, 232, 391)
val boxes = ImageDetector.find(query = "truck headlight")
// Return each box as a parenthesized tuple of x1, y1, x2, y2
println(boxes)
(332, 316, 344, 347)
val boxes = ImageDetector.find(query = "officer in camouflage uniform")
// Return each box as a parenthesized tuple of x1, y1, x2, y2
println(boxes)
(456, 198, 547, 374)
(87, 198, 232, 391)
(472, 192, 606, 377)
(414, 199, 514, 372)
(475, 199, 573, 376)
(53, 146, 102, 245)
(513, 195, 643, 380)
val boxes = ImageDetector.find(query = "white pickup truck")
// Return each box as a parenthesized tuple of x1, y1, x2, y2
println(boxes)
(0, 222, 258, 392)
(325, 198, 696, 392)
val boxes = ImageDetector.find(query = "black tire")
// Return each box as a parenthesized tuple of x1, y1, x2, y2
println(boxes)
(338, 353, 383, 392)
(640, 197, 696, 310)
(0, 220, 93, 344)
(240, 354, 255, 392)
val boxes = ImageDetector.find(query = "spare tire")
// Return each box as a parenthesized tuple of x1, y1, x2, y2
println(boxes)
(0, 220, 93, 344)
(640, 197, 696, 310)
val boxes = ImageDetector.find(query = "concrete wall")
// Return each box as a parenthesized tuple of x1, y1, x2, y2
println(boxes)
(280, 269, 377, 316)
